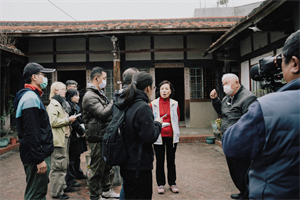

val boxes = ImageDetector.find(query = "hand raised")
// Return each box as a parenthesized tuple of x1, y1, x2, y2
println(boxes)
(210, 89, 218, 99)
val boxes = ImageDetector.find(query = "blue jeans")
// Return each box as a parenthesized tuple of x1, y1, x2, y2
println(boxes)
(119, 178, 125, 200)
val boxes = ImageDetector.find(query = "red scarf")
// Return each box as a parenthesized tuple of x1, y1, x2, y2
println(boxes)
(24, 84, 44, 97)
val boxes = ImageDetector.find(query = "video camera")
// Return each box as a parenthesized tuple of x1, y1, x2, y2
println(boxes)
(250, 54, 286, 91)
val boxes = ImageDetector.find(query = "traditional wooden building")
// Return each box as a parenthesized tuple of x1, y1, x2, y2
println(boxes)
(1, 17, 245, 127)
(203, 0, 300, 93)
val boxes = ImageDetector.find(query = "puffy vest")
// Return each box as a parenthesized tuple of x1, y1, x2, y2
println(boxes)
(151, 98, 180, 144)
(249, 89, 300, 199)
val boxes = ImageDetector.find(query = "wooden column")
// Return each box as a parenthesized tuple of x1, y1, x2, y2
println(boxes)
(113, 58, 121, 91)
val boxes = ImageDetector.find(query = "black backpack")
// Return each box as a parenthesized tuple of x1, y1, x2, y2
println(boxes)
(102, 100, 143, 169)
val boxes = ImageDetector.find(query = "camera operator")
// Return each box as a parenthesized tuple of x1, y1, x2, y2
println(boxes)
(222, 30, 300, 199)
(210, 74, 257, 200)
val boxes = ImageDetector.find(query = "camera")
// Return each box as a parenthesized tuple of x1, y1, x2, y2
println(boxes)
(250, 54, 286, 91)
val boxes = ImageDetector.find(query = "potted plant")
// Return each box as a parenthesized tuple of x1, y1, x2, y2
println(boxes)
(211, 118, 222, 140)
(9, 131, 18, 145)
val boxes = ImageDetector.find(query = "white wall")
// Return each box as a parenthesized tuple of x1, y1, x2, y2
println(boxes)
(190, 102, 218, 127)
(56, 38, 85, 62)
(154, 35, 183, 60)
(253, 32, 268, 51)
(241, 61, 250, 90)
(187, 35, 212, 59)
(89, 37, 113, 62)
(125, 36, 151, 61)
(271, 31, 288, 43)
(28, 38, 53, 63)
(240, 36, 251, 56)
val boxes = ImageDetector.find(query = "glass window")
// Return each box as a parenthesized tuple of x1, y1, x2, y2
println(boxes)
(104, 69, 114, 101)
(190, 67, 216, 100)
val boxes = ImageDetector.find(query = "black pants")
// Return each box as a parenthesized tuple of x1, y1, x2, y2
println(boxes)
(153, 137, 177, 186)
(121, 169, 153, 200)
(65, 154, 85, 186)
(226, 157, 251, 196)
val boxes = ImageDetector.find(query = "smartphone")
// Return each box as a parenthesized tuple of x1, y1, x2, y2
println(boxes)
(75, 113, 82, 118)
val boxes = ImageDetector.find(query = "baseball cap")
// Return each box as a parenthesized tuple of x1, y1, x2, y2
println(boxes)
(23, 62, 56, 79)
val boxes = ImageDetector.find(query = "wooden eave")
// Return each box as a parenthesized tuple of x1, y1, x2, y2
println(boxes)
(203, 0, 286, 57)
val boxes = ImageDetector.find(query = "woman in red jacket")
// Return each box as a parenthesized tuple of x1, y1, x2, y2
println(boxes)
(150, 80, 180, 194)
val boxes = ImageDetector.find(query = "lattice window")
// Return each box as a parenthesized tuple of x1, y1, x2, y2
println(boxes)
(190, 67, 216, 100)
(41, 73, 53, 104)
(104, 69, 114, 101)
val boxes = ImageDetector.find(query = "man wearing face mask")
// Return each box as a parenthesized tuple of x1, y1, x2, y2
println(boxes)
(82, 67, 119, 200)
(13, 62, 56, 200)
(210, 73, 257, 200)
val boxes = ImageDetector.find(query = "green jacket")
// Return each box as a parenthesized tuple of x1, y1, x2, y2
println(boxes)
(82, 85, 113, 143)
(47, 99, 70, 147)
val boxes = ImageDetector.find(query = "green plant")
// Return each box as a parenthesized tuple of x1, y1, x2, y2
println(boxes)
(211, 118, 222, 127)
(0, 94, 15, 138)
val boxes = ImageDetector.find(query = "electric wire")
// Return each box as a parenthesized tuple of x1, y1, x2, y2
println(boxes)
(47, 0, 112, 39)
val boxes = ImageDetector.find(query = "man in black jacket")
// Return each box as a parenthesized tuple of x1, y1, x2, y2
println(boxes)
(82, 67, 118, 200)
(13, 62, 55, 200)
(210, 74, 257, 200)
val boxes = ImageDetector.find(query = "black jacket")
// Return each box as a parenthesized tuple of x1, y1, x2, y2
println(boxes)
(82, 85, 113, 143)
(13, 88, 54, 164)
(211, 85, 257, 133)
(119, 89, 162, 171)
(68, 102, 87, 155)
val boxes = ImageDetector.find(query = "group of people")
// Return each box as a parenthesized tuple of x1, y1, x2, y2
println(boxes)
(14, 65, 88, 200)
(14, 64, 181, 200)
(211, 30, 300, 200)
(14, 29, 299, 200)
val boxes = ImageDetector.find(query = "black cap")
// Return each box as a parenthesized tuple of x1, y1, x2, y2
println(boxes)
(23, 62, 56, 79)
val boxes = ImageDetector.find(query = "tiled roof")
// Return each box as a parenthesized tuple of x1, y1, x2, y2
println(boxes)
(0, 17, 244, 34)
(0, 44, 25, 56)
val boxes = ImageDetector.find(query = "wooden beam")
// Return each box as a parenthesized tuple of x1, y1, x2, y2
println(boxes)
(203, 0, 286, 56)
(240, 36, 287, 62)
(9, 28, 230, 37)
(26, 48, 205, 55)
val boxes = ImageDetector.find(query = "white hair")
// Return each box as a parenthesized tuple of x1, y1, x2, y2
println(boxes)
(222, 73, 239, 82)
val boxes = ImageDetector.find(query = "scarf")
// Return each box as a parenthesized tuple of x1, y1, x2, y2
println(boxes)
(52, 94, 72, 115)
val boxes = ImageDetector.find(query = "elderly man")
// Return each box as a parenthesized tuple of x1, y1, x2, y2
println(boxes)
(222, 30, 300, 199)
(66, 80, 78, 90)
(210, 74, 257, 200)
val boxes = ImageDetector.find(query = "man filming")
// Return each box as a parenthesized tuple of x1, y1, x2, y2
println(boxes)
(222, 30, 300, 199)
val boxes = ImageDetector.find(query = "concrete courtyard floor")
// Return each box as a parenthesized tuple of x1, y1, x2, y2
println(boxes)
(0, 142, 238, 200)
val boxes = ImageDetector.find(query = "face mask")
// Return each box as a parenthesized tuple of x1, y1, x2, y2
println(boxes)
(223, 84, 234, 95)
(99, 79, 106, 89)
(37, 76, 48, 89)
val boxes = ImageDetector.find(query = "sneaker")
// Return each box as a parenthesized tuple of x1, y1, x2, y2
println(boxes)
(52, 194, 69, 199)
(64, 187, 75, 192)
(69, 182, 81, 187)
(170, 185, 179, 193)
(158, 185, 164, 194)
(101, 189, 120, 199)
